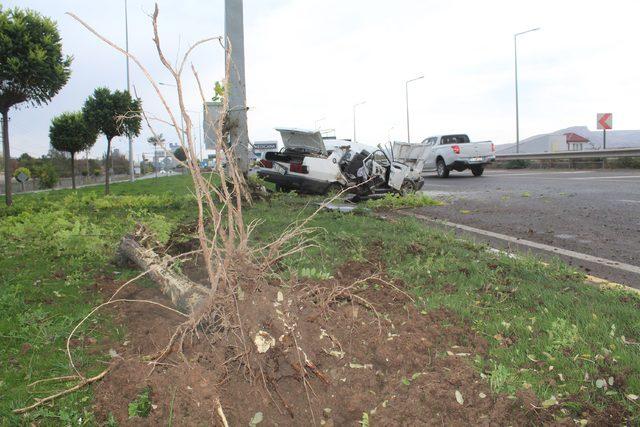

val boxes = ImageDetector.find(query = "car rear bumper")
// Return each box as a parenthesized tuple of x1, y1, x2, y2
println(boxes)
(257, 169, 335, 194)
(450, 157, 495, 170)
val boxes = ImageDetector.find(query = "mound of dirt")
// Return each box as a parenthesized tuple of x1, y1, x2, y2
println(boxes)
(90, 255, 553, 426)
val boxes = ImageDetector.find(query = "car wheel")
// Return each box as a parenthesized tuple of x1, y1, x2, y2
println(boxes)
(436, 159, 450, 178)
(471, 165, 484, 177)
(400, 179, 416, 196)
(326, 182, 343, 195)
(275, 184, 291, 192)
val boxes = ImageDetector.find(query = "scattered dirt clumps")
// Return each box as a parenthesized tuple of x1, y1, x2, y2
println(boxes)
(90, 255, 556, 426)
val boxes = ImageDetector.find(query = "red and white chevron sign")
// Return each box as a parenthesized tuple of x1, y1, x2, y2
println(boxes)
(597, 113, 612, 130)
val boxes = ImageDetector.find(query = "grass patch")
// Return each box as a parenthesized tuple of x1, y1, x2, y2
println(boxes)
(0, 175, 196, 424)
(1, 174, 639, 423)
(364, 192, 442, 209)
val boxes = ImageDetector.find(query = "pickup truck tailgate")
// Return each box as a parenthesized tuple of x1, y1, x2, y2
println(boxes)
(458, 142, 493, 160)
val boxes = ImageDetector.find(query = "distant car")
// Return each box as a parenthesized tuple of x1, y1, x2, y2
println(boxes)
(256, 128, 412, 195)
(420, 134, 495, 177)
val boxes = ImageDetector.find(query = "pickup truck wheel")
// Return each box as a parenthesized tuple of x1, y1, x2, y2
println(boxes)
(436, 159, 450, 178)
(471, 165, 484, 177)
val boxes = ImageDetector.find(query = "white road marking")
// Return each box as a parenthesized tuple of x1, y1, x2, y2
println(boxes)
(564, 175, 640, 180)
(400, 212, 640, 276)
(504, 175, 640, 182)
(619, 199, 640, 204)
(486, 171, 590, 177)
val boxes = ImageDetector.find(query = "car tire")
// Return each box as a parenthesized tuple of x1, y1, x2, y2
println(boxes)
(400, 179, 416, 196)
(326, 182, 343, 195)
(471, 165, 484, 177)
(436, 159, 450, 178)
(275, 184, 291, 192)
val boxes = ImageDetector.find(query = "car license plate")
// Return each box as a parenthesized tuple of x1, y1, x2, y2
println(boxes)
(273, 162, 287, 174)
(470, 157, 483, 162)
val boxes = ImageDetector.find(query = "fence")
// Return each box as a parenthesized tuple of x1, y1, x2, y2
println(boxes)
(0, 173, 136, 195)
(495, 147, 640, 161)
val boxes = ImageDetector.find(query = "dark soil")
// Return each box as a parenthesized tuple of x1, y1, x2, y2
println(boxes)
(90, 253, 558, 426)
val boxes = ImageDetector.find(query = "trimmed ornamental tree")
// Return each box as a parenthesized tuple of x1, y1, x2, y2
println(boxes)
(0, 6, 72, 205)
(174, 147, 187, 162)
(82, 87, 141, 195)
(49, 112, 97, 189)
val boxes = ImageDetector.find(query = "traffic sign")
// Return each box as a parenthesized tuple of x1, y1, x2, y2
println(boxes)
(597, 113, 612, 130)
(15, 172, 28, 183)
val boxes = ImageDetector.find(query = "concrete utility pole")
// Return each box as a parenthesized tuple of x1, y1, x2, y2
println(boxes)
(225, 0, 249, 174)
(514, 27, 540, 154)
(125, 0, 135, 181)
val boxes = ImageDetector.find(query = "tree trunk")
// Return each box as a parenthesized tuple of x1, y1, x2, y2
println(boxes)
(118, 234, 208, 313)
(71, 152, 76, 190)
(105, 137, 112, 195)
(2, 109, 12, 206)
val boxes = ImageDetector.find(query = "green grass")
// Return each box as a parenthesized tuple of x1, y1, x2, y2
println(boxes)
(364, 192, 442, 209)
(0, 175, 197, 425)
(1, 175, 639, 423)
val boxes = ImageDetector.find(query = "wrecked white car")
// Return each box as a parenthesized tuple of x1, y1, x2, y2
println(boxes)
(256, 128, 413, 196)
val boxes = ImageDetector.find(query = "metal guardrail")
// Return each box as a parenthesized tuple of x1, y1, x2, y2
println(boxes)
(495, 148, 640, 161)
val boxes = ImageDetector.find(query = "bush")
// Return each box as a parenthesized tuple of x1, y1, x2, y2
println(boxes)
(610, 157, 640, 169)
(13, 167, 31, 180)
(503, 159, 531, 169)
(81, 170, 89, 177)
(35, 164, 59, 189)
(93, 169, 101, 177)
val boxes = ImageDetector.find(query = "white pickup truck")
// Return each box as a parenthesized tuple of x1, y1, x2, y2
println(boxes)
(419, 134, 495, 178)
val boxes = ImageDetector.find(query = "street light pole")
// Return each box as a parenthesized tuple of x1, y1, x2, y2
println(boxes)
(353, 101, 366, 143)
(514, 27, 540, 154)
(405, 75, 424, 144)
(125, 0, 135, 182)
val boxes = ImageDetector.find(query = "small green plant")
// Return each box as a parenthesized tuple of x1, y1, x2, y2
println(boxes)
(247, 174, 268, 188)
(128, 387, 152, 418)
(548, 318, 579, 350)
(106, 412, 118, 427)
(299, 267, 333, 280)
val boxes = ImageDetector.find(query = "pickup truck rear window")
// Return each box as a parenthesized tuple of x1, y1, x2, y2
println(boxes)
(441, 135, 470, 145)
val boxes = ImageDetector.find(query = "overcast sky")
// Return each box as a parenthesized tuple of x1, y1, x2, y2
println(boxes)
(4, 0, 640, 159)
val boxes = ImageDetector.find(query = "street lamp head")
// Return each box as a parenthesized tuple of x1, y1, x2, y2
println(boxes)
(407, 75, 425, 85)
(515, 27, 541, 37)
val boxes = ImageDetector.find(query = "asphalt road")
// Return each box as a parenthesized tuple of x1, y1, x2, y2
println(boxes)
(410, 169, 640, 289)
